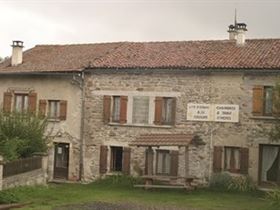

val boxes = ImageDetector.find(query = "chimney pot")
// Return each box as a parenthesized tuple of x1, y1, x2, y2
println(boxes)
(11, 40, 24, 66)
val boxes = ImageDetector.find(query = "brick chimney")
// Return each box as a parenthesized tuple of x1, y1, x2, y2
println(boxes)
(11, 40, 24, 66)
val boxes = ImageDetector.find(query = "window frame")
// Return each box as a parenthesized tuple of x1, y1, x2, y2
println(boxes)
(48, 100, 60, 120)
(161, 97, 175, 125)
(110, 146, 123, 172)
(14, 93, 29, 113)
(224, 146, 241, 173)
(112, 96, 121, 123)
(156, 149, 171, 176)
(263, 86, 273, 116)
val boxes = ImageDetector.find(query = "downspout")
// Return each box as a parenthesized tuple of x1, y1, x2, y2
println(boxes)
(72, 71, 85, 181)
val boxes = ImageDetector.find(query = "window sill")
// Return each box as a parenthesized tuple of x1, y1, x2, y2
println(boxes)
(250, 116, 278, 120)
(47, 118, 61, 122)
(108, 122, 174, 129)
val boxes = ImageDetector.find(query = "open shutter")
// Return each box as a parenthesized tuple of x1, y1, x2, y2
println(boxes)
(99, 145, 108, 174)
(3, 92, 12, 113)
(240, 147, 249, 174)
(39, 100, 47, 117)
(213, 146, 223, 173)
(170, 150, 179, 176)
(119, 96, 127, 124)
(103, 95, 111, 123)
(154, 97, 163, 125)
(171, 98, 177, 125)
(145, 148, 154, 175)
(59, 100, 67, 120)
(28, 92, 37, 114)
(122, 147, 131, 175)
(252, 86, 264, 116)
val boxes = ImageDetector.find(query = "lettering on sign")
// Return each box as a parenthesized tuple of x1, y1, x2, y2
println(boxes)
(187, 104, 212, 121)
(187, 103, 239, 123)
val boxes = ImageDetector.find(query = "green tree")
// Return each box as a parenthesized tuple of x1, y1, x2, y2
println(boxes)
(0, 112, 48, 161)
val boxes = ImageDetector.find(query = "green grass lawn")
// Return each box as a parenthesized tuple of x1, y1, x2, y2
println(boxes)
(3, 178, 272, 210)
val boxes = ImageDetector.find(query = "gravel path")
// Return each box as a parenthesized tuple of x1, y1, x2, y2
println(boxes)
(53, 201, 194, 210)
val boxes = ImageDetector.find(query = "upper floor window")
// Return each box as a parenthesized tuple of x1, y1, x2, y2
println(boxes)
(252, 85, 274, 116)
(48, 100, 60, 120)
(103, 95, 176, 126)
(14, 94, 28, 112)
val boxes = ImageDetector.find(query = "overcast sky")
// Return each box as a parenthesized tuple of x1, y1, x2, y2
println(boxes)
(1, 0, 280, 57)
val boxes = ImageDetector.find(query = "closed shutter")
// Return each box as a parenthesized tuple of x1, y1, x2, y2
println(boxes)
(99, 145, 108, 174)
(240, 147, 249, 174)
(122, 147, 131, 175)
(39, 100, 47, 117)
(119, 96, 127, 124)
(171, 98, 177, 125)
(59, 100, 67, 120)
(28, 92, 37, 114)
(3, 92, 12, 113)
(154, 97, 163, 125)
(170, 150, 179, 176)
(213, 146, 223, 173)
(252, 86, 264, 116)
(103, 95, 111, 123)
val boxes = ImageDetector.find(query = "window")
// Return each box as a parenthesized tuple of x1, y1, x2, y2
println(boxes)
(48, 100, 60, 119)
(224, 147, 241, 173)
(14, 94, 28, 112)
(110, 146, 123, 172)
(112, 96, 121, 122)
(264, 86, 273, 116)
(132, 96, 149, 124)
(252, 85, 274, 116)
(156, 150, 171, 175)
(162, 97, 174, 125)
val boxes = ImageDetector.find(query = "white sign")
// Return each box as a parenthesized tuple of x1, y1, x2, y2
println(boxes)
(187, 103, 212, 121)
(187, 103, 239, 123)
(214, 104, 239, 123)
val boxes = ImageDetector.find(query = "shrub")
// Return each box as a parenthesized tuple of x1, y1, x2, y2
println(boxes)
(0, 112, 48, 161)
(0, 190, 19, 204)
(265, 187, 280, 209)
(93, 175, 143, 188)
(227, 175, 257, 192)
(209, 172, 232, 191)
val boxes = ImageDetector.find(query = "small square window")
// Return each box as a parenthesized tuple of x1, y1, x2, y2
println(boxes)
(48, 100, 60, 119)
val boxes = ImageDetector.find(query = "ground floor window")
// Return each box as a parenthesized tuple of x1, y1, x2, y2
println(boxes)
(224, 147, 241, 173)
(110, 146, 123, 172)
(156, 150, 171, 175)
(260, 145, 280, 184)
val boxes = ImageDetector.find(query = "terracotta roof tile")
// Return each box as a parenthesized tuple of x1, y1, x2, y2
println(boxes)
(1, 39, 280, 73)
(130, 134, 193, 146)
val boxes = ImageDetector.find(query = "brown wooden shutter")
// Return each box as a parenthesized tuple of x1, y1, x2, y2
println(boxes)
(103, 95, 111, 123)
(99, 145, 108, 174)
(252, 86, 264, 116)
(171, 98, 177, 125)
(170, 150, 179, 176)
(122, 147, 131, 175)
(213, 146, 223, 173)
(28, 92, 37, 114)
(59, 100, 67, 120)
(39, 100, 47, 117)
(3, 92, 12, 113)
(119, 96, 127, 124)
(154, 97, 163, 125)
(240, 147, 249, 174)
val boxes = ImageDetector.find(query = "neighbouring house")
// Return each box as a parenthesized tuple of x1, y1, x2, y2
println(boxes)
(0, 21, 280, 186)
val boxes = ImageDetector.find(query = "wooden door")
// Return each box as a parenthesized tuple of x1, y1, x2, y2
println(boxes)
(54, 143, 69, 180)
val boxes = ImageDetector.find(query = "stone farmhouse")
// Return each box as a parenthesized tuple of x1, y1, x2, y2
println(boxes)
(0, 22, 280, 186)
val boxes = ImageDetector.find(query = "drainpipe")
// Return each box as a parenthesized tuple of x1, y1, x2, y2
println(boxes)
(72, 71, 85, 181)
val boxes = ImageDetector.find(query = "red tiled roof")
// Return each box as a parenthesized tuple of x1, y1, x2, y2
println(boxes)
(1, 39, 280, 73)
(130, 134, 193, 146)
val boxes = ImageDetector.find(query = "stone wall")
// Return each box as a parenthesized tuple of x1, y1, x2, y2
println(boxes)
(0, 155, 48, 190)
(83, 71, 280, 184)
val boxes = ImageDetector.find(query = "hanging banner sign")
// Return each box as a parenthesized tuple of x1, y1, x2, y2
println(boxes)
(187, 103, 239, 123)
